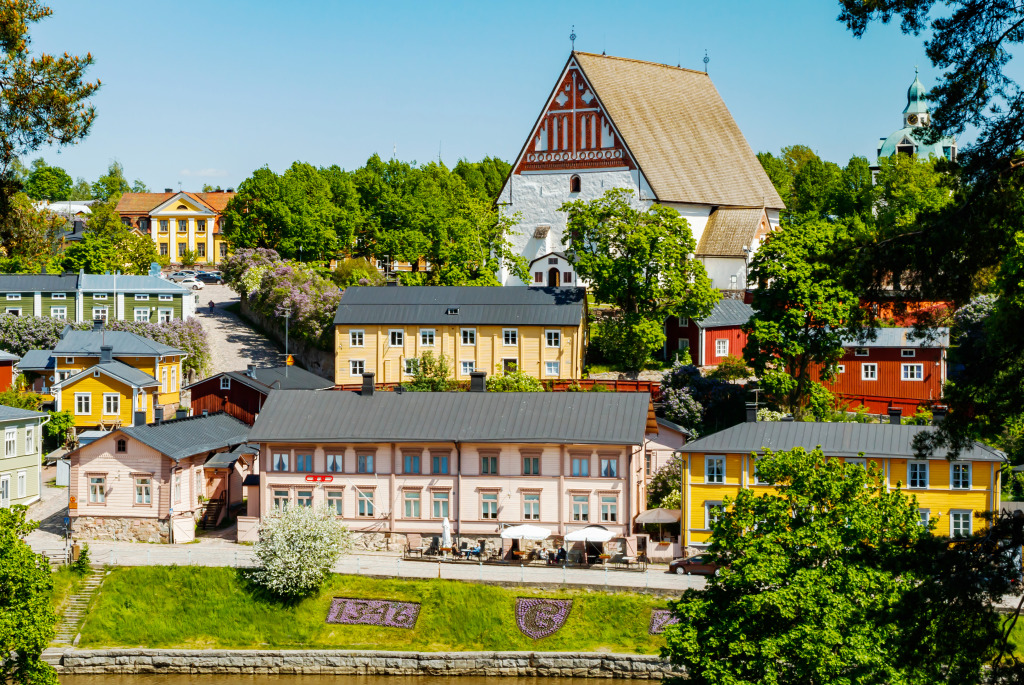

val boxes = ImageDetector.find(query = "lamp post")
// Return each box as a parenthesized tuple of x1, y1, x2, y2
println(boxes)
(283, 308, 291, 377)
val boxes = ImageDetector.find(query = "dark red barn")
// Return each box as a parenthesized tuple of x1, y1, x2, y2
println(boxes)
(186, 365, 333, 426)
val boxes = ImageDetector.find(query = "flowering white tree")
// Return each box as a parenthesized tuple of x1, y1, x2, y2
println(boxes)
(250, 505, 352, 598)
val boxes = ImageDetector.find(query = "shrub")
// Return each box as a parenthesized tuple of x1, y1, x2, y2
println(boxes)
(757, 407, 786, 422)
(406, 352, 456, 392)
(250, 505, 351, 599)
(486, 368, 544, 392)
(662, 359, 744, 433)
(70, 544, 91, 574)
(332, 258, 384, 287)
(648, 453, 683, 509)
(595, 314, 665, 371)
(707, 354, 752, 382)
(221, 247, 281, 293)
(662, 386, 702, 437)
(0, 387, 43, 410)
(45, 410, 75, 447)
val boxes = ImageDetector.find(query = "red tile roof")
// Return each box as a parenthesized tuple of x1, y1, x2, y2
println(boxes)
(115, 191, 236, 215)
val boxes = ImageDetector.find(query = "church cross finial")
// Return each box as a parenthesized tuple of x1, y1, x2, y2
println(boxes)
(704, 50, 709, 73)
(570, 26, 576, 51)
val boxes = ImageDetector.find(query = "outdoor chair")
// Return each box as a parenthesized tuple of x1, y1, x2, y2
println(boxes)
(566, 550, 584, 567)
(425, 536, 441, 556)
(405, 533, 426, 558)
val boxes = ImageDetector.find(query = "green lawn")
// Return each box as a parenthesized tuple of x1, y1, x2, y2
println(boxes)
(79, 566, 668, 653)
(51, 566, 87, 611)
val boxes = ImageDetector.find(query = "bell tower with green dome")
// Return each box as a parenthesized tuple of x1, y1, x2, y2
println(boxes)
(874, 69, 957, 169)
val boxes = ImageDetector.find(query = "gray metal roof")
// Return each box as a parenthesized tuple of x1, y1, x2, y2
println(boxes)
(242, 366, 333, 391)
(0, 273, 79, 292)
(842, 327, 950, 348)
(0, 404, 48, 422)
(250, 390, 650, 445)
(120, 412, 250, 462)
(205, 442, 259, 468)
(80, 274, 189, 294)
(333, 286, 586, 327)
(0, 350, 19, 362)
(695, 299, 753, 329)
(53, 330, 184, 357)
(680, 421, 1005, 462)
(654, 416, 692, 438)
(58, 361, 159, 389)
(16, 349, 54, 371)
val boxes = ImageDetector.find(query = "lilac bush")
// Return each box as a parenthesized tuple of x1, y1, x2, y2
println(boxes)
(649, 609, 680, 635)
(515, 598, 572, 639)
(246, 261, 343, 347)
(221, 247, 281, 293)
(326, 598, 421, 629)
(663, 386, 703, 438)
(0, 315, 77, 355)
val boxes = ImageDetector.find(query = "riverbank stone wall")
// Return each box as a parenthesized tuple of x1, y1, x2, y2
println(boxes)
(55, 649, 679, 679)
(71, 516, 169, 543)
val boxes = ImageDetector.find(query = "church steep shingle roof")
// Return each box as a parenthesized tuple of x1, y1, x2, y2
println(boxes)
(573, 52, 784, 210)
(696, 207, 765, 256)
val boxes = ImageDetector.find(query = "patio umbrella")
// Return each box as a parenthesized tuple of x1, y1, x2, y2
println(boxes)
(441, 517, 452, 555)
(564, 525, 616, 542)
(635, 508, 682, 542)
(499, 524, 552, 540)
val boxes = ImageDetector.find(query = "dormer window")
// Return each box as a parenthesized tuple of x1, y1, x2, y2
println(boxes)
(446, 307, 459, 315)
(569, 175, 581, 193)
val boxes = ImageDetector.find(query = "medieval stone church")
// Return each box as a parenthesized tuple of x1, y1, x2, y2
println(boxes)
(497, 51, 784, 295)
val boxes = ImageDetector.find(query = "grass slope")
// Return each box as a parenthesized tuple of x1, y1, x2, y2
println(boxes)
(79, 566, 668, 653)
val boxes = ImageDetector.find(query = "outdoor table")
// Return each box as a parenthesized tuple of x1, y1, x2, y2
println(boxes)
(616, 556, 636, 569)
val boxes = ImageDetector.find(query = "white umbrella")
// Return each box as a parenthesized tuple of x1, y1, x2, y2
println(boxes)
(564, 525, 616, 542)
(441, 517, 452, 552)
(635, 508, 681, 524)
(500, 524, 551, 540)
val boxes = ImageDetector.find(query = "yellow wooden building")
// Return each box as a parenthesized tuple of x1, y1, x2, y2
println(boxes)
(676, 416, 1004, 548)
(21, 325, 187, 430)
(116, 190, 234, 265)
(333, 286, 587, 384)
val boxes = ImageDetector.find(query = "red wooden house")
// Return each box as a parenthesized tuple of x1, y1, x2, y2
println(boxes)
(186, 365, 333, 426)
(816, 327, 949, 414)
(0, 351, 19, 392)
(664, 299, 752, 367)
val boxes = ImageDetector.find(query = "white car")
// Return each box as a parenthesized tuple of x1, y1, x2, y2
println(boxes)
(178, 277, 204, 290)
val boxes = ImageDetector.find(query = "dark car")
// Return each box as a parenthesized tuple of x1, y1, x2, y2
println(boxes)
(668, 554, 721, 575)
(195, 271, 224, 284)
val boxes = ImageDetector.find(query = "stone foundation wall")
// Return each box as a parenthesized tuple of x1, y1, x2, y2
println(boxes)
(72, 516, 169, 543)
(56, 649, 678, 679)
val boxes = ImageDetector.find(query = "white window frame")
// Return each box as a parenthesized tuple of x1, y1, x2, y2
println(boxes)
(705, 455, 725, 484)
(861, 363, 878, 380)
(431, 491, 450, 519)
(51, 293, 66, 300)
(135, 477, 152, 505)
(837, 364, 845, 373)
(854, 348, 869, 357)
(357, 489, 374, 517)
(714, 338, 729, 357)
(103, 393, 120, 416)
(92, 293, 108, 300)
(600, 494, 618, 523)
(5, 307, 21, 316)
(460, 360, 475, 375)
(545, 360, 560, 376)
(89, 476, 106, 504)
(901, 363, 923, 381)
(572, 494, 589, 522)
(951, 462, 971, 490)
(419, 329, 435, 346)
(404, 358, 418, 375)
(403, 490, 421, 519)
(220, 376, 231, 390)
(350, 359, 365, 377)
(158, 294, 173, 302)
(25, 426, 34, 454)
(349, 329, 364, 347)
(74, 392, 91, 416)
(523, 492, 540, 520)
(158, 308, 173, 323)
(502, 328, 518, 346)
(705, 500, 723, 529)
(908, 460, 928, 489)
(545, 330, 561, 348)
(92, 306, 108, 322)
(65, 357, 74, 364)
(918, 509, 931, 527)
(461, 328, 476, 346)
(16, 470, 25, 498)
(5, 293, 20, 301)
(4, 428, 15, 457)
(134, 307, 151, 322)
(481, 492, 499, 519)
(0, 474, 8, 507)
(134, 294, 150, 301)
(950, 510, 972, 537)
(846, 457, 867, 469)
(50, 306, 66, 320)
(901, 349, 916, 358)
(388, 329, 404, 347)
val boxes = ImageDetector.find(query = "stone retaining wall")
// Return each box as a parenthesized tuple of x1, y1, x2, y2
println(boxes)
(55, 649, 678, 679)
(72, 516, 169, 543)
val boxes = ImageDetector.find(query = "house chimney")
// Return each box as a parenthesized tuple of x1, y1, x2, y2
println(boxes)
(164, 188, 173, 193)
(175, 407, 188, 419)
(781, 415, 795, 422)
(92, 318, 104, 331)
(361, 372, 375, 396)
(100, 345, 113, 364)
(888, 407, 902, 425)
(202, 409, 209, 416)
(133, 411, 146, 427)
(745, 402, 758, 423)
(932, 405, 947, 425)
(247, 363, 256, 379)
(154, 407, 164, 424)
(469, 371, 487, 392)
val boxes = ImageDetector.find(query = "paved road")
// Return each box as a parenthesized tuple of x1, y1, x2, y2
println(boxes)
(50, 540, 702, 593)
(25, 472, 70, 552)
(195, 283, 280, 376)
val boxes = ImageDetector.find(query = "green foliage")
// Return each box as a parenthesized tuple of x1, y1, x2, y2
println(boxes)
(452, 156, 511, 201)
(647, 453, 682, 509)
(744, 220, 856, 418)
(180, 248, 199, 267)
(331, 257, 383, 287)
(44, 410, 74, 446)
(561, 189, 718, 370)
(78, 566, 667, 653)
(806, 381, 837, 422)
(60, 213, 161, 276)
(23, 158, 72, 201)
(486, 367, 544, 392)
(405, 351, 455, 392)
(0, 192, 63, 271)
(68, 177, 91, 200)
(0, 387, 42, 410)
(0, 505, 58, 685)
(69, 544, 90, 575)
(662, 446, 1018, 684)
(90, 161, 132, 203)
(706, 354, 751, 382)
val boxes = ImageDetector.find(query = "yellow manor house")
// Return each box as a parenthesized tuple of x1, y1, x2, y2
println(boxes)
(333, 286, 587, 384)
(116, 190, 234, 265)
(676, 413, 1005, 548)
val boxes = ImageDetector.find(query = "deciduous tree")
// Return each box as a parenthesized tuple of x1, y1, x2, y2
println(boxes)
(23, 158, 71, 201)
(90, 161, 131, 203)
(561, 188, 718, 370)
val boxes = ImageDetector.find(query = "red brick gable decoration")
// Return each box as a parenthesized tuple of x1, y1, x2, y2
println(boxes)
(514, 57, 635, 174)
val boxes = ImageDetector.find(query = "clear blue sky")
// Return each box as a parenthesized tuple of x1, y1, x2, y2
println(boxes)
(29, 0, 1020, 190)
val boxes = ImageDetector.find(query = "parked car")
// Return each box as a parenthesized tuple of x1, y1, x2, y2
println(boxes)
(668, 554, 721, 575)
(178, 277, 204, 290)
(169, 271, 198, 282)
(195, 271, 223, 284)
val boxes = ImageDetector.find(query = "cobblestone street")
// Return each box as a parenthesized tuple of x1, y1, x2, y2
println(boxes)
(194, 284, 280, 376)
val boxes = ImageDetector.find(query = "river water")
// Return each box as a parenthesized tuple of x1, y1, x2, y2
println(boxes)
(62, 677, 592, 684)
